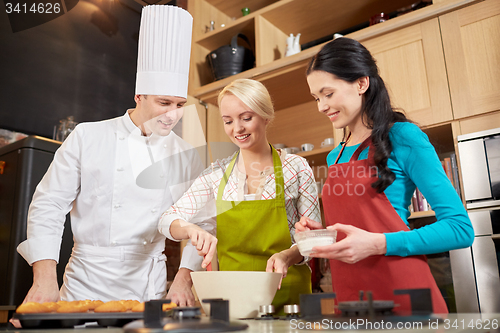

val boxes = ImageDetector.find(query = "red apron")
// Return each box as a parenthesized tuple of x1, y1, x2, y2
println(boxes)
(322, 137, 448, 314)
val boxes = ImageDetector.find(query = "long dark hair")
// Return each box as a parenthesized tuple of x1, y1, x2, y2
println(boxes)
(306, 37, 408, 192)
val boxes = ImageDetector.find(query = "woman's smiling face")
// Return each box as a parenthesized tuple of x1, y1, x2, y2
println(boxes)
(220, 94, 268, 151)
(307, 70, 367, 131)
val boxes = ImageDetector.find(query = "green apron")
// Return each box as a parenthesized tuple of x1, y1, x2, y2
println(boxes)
(216, 146, 311, 315)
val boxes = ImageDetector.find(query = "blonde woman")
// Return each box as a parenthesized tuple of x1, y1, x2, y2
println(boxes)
(159, 79, 320, 313)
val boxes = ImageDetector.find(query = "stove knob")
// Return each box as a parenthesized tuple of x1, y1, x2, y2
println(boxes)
(171, 307, 201, 320)
(258, 305, 275, 316)
(284, 304, 300, 315)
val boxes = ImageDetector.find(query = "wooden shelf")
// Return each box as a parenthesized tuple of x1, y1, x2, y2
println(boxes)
(259, 0, 416, 45)
(423, 123, 456, 154)
(192, 45, 319, 108)
(191, 0, 480, 110)
(195, 16, 256, 51)
(204, 0, 278, 19)
(297, 145, 335, 167)
(409, 210, 436, 219)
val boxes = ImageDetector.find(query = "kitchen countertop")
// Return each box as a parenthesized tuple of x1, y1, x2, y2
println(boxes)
(2, 313, 500, 333)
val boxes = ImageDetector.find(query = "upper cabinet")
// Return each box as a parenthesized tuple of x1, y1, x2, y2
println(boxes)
(186, 0, 498, 168)
(188, 0, 422, 108)
(440, 0, 500, 119)
(361, 18, 453, 127)
(188, 0, 482, 113)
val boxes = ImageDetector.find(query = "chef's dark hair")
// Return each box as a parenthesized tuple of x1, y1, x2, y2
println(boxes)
(306, 37, 409, 192)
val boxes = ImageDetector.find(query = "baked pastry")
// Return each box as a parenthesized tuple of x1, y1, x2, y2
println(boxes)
(130, 301, 177, 312)
(83, 300, 104, 310)
(131, 302, 145, 312)
(42, 302, 60, 312)
(163, 302, 177, 311)
(120, 300, 140, 311)
(16, 302, 50, 314)
(56, 301, 88, 313)
(94, 300, 127, 313)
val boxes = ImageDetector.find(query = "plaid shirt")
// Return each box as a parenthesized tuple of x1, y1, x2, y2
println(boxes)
(159, 149, 321, 243)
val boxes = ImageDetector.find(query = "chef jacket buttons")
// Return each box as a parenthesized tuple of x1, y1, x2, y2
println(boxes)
(143, 241, 148, 245)
(111, 241, 117, 246)
(114, 204, 121, 208)
(119, 136, 125, 140)
(151, 209, 157, 213)
(117, 167, 124, 171)
(163, 144, 167, 148)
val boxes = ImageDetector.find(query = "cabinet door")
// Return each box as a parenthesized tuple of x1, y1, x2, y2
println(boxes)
(440, 0, 500, 119)
(184, 95, 209, 167)
(205, 103, 238, 163)
(362, 19, 452, 126)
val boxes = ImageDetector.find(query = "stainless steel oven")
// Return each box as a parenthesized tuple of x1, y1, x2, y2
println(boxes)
(458, 127, 500, 209)
(451, 128, 500, 313)
(451, 207, 500, 313)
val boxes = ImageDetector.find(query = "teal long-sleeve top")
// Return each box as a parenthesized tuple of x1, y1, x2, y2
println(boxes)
(326, 122, 474, 256)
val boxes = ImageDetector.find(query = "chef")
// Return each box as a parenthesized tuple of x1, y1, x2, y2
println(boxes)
(17, 5, 215, 305)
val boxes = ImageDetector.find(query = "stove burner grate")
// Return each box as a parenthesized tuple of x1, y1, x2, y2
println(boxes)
(124, 299, 248, 333)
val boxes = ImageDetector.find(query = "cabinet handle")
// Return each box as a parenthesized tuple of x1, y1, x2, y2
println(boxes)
(0, 161, 5, 174)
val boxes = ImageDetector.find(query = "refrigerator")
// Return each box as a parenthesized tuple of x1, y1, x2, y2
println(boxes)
(0, 136, 73, 306)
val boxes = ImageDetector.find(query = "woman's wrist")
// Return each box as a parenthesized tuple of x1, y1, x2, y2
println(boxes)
(375, 233, 387, 255)
(169, 219, 191, 240)
(282, 246, 304, 267)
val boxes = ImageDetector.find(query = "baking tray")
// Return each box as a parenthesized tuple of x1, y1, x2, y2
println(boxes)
(12, 311, 143, 328)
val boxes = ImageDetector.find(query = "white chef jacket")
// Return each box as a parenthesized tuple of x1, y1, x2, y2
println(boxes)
(17, 110, 211, 302)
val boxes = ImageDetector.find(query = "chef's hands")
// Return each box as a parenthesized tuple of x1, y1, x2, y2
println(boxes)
(167, 268, 195, 307)
(169, 219, 217, 269)
(308, 223, 387, 263)
(266, 247, 303, 289)
(295, 216, 324, 232)
(24, 260, 60, 303)
(10, 260, 60, 329)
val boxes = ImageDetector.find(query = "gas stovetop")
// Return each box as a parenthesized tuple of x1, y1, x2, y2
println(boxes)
(252, 289, 442, 330)
(123, 288, 441, 332)
(124, 299, 248, 333)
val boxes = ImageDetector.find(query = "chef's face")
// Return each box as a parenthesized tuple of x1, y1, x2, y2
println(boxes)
(307, 70, 368, 131)
(134, 95, 186, 136)
(220, 94, 268, 151)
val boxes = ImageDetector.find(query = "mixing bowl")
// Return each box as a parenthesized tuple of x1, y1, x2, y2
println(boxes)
(190, 271, 281, 319)
(294, 229, 337, 256)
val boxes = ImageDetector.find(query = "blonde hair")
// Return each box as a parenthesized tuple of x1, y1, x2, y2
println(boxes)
(218, 79, 274, 123)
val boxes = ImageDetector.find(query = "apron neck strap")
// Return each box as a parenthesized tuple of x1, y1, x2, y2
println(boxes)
(217, 145, 284, 201)
(334, 133, 373, 164)
(350, 136, 372, 162)
(333, 133, 351, 165)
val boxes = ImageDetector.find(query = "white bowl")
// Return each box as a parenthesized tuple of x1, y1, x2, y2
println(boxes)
(191, 271, 281, 319)
(294, 229, 337, 256)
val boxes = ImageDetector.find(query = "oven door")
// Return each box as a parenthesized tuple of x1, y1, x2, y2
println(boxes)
(450, 208, 500, 313)
(485, 136, 500, 199)
(458, 139, 492, 202)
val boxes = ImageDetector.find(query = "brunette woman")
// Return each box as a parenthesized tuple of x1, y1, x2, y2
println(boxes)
(296, 37, 474, 314)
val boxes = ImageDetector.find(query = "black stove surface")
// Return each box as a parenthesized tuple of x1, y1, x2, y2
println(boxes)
(123, 299, 248, 333)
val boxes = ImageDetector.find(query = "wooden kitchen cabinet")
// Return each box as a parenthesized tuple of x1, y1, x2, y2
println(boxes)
(187, 0, 481, 165)
(185, 0, 488, 195)
(361, 18, 453, 127)
(440, 0, 500, 119)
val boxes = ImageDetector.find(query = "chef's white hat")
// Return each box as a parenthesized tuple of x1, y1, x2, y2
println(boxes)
(135, 5, 193, 98)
